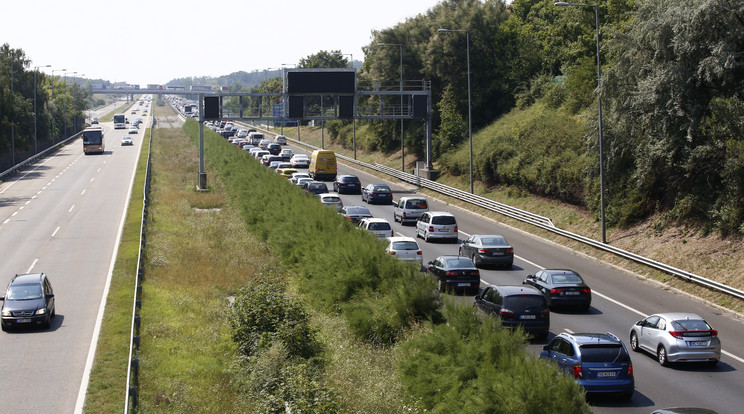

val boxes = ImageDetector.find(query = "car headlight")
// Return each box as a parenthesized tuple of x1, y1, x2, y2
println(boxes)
(1, 310, 11, 317)
(35, 308, 46, 315)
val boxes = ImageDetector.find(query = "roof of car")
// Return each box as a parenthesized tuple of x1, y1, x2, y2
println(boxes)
(543, 269, 580, 276)
(11, 273, 44, 284)
(489, 284, 542, 295)
(558, 332, 622, 345)
(361, 217, 389, 223)
(387, 236, 417, 243)
(653, 312, 705, 321)
(428, 211, 455, 216)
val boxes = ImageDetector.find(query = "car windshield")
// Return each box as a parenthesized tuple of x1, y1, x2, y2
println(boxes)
(369, 222, 391, 230)
(671, 319, 712, 331)
(432, 216, 456, 225)
(551, 273, 583, 284)
(480, 236, 507, 245)
(392, 241, 419, 250)
(579, 344, 629, 363)
(444, 258, 473, 268)
(6, 284, 43, 300)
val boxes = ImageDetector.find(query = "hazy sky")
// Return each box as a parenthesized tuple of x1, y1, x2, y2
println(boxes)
(2, 0, 447, 86)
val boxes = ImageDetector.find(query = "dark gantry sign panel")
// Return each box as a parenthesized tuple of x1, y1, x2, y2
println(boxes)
(287, 71, 356, 94)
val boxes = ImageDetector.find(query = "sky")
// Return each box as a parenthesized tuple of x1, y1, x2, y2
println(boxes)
(2, 0, 447, 86)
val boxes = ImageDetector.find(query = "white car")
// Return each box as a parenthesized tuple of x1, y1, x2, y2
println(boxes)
(416, 211, 458, 242)
(290, 154, 310, 168)
(385, 236, 423, 265)
(280, 149, 294, 160)
(296, 177, 313, 188)
(121, 136, 134, 146)
(236, 129, 248, 138)
(318, 193, 344, 211)
(274, 135, 287, 145)
(128, 126, 138, 134)
(359, 218, 394, 239)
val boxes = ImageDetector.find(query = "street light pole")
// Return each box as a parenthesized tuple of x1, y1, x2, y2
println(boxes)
(34, 64, 51, 153)
(554, 2, 606, 243)
(376, 43, 405, 171)
(438, 29, 473, 193)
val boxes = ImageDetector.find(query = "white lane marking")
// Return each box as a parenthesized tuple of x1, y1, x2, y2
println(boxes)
(26, 258, 38, 274)
(89, 178, 95, 183)
(81, 189, 86, 196)
(3, 219, 9, 224)
(51, 226, 60, 238)
(69, 205, 75, 213)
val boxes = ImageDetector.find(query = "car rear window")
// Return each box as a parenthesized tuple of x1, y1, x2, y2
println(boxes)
(444, 258, 474, 268)
(373, 185, 391, 192)
(480, 236, 507, 245)
(405, 199, 428, 209)
(671, 319, 712, 331)
(392, 241, 419, 250)
(343, 176, 360, 183)
(432, 215, 456, 225)
(369, 222, 391, 230)
(579, 344, 629, 363)
(347, 207, 371, 215)
(551, 273, 583, 284)
(323, 197, 341, 203)
(503, 295, 545, 310)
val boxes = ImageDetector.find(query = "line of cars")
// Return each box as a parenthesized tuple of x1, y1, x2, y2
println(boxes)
(222, 128, 725, 402)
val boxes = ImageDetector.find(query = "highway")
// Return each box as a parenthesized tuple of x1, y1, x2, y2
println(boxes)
(0, 101, 146, 413)
(270, 134, 744, 414)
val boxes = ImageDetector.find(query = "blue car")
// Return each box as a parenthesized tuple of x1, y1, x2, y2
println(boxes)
(361, 183, 393, 204)
(540, 332, 634, 399)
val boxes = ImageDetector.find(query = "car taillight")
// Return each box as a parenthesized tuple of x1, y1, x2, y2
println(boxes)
(627, 362, 633, 378)
(506, 248, 514, 253)
(428, 226, 434, 232)
(669, 331, 685, 339)
(499, 309, 514, 316)
(550, 288, 565, 294)
(389, 251, 396, 255)
(478, 248, 488, 254)
(416, 250, 422, 255)
(454, 226, 458, 233)
(470, 271, 480, 276)
(571, 363, 583, 379)
(370, 192, 377, 197)
(390, 230, 395, 237)
(581, 288, 591, 294)
(445, 271, 457, 276)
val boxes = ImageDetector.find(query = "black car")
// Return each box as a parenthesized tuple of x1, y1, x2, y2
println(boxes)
(361, 183, 393, 204)
(333, 175, 362, 194)
(339, 206, 373, 224)
(305, 181, 329, 196)
(426, 255, 480, 293)
(458, 234, 514, 268)
(522, 269, 591, 311)
(0, 273, 56, 331)
(474, 285, 550, 340)
(267, 143, 282, 155)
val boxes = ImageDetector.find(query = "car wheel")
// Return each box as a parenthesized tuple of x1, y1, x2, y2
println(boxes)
(1, 323, 6, 332)
(43, 316, 51, 330)
(424, 231, 430, 242)
(657, 345, 670, 366)
(471, 253, 479, 267)
(707, 360, 719, 367)
(51, 307, 56, 318)
(629, 332, 639, 352)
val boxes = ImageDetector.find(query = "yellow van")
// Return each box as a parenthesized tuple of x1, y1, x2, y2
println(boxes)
(309, 150, 337, 181)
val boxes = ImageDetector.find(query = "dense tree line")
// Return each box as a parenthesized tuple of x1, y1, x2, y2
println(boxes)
(0, 44, 88, 171)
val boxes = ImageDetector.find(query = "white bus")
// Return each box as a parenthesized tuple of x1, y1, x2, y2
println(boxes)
(113, 113, 126, 129)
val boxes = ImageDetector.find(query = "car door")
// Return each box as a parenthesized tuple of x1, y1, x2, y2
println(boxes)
(43, 277, 54, 314)
(461, 236, 475, 256)
(544, 338, 572, 373)
(417, 213, 430, 237)
(638, 315, 661, 352)
(427, 257, 443, 279)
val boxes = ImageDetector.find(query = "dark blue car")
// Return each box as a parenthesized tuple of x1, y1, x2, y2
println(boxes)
(0, 273, 56, 331)
(540, 332, 634, 399)
(361, 183, 393, 204)
(333, 175, 362, 194)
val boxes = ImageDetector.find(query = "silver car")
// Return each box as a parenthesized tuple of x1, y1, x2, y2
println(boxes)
(416, 211, 458, 242)
(358, 218, 394, 239)
(629, 312, 721, 366)
(386, 236, 423, 265)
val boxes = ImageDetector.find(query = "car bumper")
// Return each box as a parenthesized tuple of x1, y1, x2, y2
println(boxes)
(2, 315, 48, 328)
(548, 295, 592, 308)
(367, 196, 393, 204)
(337, 186, 361, 194)
(667, 345, 721, 363)
(442, 278, 480, 290)
(579, 378, 634, 395)
(501, 320, 550, 336)
(425, 231, 458, 240)
(475, 254, 514, 265)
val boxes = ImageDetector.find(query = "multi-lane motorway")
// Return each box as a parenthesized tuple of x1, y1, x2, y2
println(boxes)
(1, 101, 742, 413)
(273, 134, 744, 413)
(0, 101, 144, 413)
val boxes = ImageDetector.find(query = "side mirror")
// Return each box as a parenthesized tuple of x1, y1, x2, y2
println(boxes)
(0, 296, 4, 301)
(525, 274, 535, 280)
(427, 261, 433, 266)
(46, 293, 54, 299)
(392, 201, 398, 207)
(474, 295, 481, 301)
(636, 320, 644, 326)
(542, 345, 550, 351)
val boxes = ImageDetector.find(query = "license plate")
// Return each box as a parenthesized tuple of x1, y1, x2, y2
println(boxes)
(520, 315, 536, 319)
(689, 341, 708, 347)
(438, 229, 449, 232)
(597, 371, 616, 378)
(17, 318, 32, 323)
(457, 283, 471, 287)
(565, 291, 580, 295)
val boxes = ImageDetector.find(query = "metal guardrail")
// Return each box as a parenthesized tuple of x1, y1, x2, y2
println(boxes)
(124, 118, 154, 412)
(249, 126, 744, 302)
(0, 133, 82, 181)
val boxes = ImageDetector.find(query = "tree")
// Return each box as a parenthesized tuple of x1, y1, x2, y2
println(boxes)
(298, 50, 350, 69)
